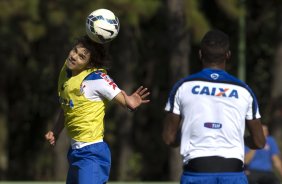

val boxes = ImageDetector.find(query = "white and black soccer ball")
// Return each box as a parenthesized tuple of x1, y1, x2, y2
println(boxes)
(86, 9, 120, 44)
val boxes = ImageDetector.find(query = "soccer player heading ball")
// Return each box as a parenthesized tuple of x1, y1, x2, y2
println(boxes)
(45, 35, 150, 184)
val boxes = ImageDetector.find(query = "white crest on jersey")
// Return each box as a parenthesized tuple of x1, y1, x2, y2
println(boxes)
(210, 73, 219, 80)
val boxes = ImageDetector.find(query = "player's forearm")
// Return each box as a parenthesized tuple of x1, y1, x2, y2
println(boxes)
(114, 92, 128, 109)
(244, 136, 265, 149)
(114, 91, 138, 111)
(114, 87, 150, 111)
(163, 130, 180, 147)
(52, 110, 65, 138)
(245, 150, 256, 164)
(272, 155, 282, 176)
(162, 113, 181, 147)
(245, 119, 265, 149)
(276, 165, 282, 177)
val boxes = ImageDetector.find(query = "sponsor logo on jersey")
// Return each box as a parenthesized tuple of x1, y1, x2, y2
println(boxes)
(192, 85, 238, 98)
(204, 122, 222, 129)
(99, 72, 117, 90)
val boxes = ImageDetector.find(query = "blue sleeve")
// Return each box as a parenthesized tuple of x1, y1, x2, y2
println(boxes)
(245, 146, 251, 153)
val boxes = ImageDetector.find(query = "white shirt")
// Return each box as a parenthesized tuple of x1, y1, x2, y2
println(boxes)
(165, 68, 261, 163)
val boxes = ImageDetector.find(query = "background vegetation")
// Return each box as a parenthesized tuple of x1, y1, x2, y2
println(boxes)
(0, 0, 282, 182)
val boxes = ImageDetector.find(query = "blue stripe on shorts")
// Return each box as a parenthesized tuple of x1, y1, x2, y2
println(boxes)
(181, 171, 248, 184)
(66, 142, 111, 184)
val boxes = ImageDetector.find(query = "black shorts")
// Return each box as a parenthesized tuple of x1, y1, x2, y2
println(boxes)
(183, 156, 244, 173)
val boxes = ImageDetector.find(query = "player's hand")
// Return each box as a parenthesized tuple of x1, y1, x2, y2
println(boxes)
(45, 131, 56, 146)
(122, 86, 150, 111)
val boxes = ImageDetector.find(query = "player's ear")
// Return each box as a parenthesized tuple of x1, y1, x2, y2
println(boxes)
(86, 59, 94, 69)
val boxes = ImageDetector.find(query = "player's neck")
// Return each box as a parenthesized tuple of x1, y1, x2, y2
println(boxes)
(203, 62, 225, 70)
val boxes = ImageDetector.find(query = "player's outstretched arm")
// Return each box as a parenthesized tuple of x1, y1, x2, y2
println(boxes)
(114, 86, 150, 111)
(45, 109, 65, 146)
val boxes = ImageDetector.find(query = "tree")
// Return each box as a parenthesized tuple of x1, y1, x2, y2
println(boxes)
(270, 1, 282, 150)
(0, 0, 281, 181)
(165, 0, 190, 180)
(102, 1, 163, 181)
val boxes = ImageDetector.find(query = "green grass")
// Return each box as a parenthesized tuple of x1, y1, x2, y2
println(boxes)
(0, 182, 178, 184)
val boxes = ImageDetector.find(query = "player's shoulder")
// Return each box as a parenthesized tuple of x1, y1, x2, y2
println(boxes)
(170, 68, 253, 90)
(83, 70, 118, 91)
(171, 69, 222, 88)
(197, 68, 251, 89)
(84, 70, 109, 81)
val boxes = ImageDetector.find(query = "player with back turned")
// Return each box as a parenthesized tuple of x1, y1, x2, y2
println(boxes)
(162, 30, 266, 184)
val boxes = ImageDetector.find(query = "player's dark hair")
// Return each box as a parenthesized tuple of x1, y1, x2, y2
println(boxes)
(200, 30, 230, 64)
(74, 35, 110, 69)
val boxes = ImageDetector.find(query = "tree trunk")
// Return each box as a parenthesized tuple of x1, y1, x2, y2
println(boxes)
(272, 44, 282, 98)
(52, 110, 70, 180)
(0, 95, 8, 179)
(54, 129, 69, 180)
(166, 0, 190, 181)
(270, 4, 282, 151)
(270, 44, 282, 146)
(111, 25, 138, 181)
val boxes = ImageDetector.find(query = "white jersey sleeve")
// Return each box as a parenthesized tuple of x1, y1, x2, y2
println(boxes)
(245, 88, 261, 120)
(165, 90, 181, 115)
(81, 71, 121, 101)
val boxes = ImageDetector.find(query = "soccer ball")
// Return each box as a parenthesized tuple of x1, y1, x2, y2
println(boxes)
(86, 9, 120, 44)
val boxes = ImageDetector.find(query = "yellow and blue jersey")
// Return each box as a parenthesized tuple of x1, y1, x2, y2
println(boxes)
(58, 63, 121, 143)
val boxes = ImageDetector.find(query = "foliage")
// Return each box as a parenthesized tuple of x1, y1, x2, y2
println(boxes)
(0, 0, 281, 181)
(185, 0, 210, 42)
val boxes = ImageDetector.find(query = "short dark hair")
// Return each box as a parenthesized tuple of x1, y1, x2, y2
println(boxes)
(74, 35, 110, 69)
(200, 30, 230, 64)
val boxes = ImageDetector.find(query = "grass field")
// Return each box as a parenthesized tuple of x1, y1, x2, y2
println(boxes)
(0, 182, 178, 184)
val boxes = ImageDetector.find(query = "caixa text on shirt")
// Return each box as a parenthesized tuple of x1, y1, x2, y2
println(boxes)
(192, 85, 238, 98)
(99, 72, 117, 90)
